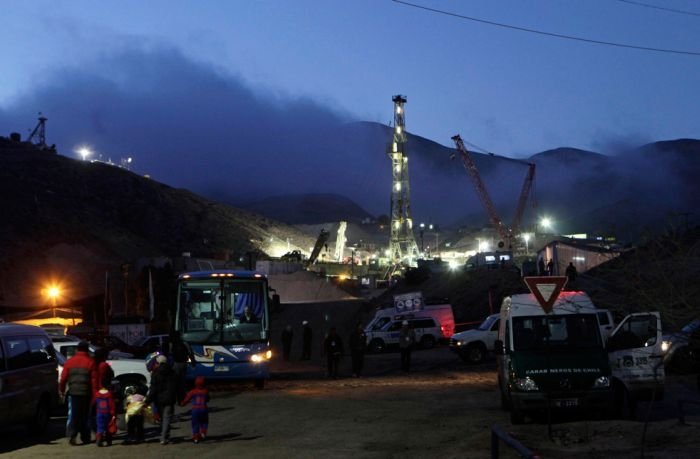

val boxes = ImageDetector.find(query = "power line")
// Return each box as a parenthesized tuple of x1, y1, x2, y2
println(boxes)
(392, 0, 700, 56)
(615, 0, 700, 18)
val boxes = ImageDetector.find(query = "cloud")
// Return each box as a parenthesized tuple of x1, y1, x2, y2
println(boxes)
(0, 45, 362, 207)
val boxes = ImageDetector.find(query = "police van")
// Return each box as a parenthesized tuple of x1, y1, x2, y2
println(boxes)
(0, 323, 59, 433)
(495, 291, 664, 424)
(364, 302, 455, 353)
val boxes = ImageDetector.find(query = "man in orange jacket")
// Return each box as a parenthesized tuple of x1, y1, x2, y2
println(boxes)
(59, 341, 97, 445)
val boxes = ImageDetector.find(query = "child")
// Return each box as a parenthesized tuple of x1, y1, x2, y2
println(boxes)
(124, 385, 145, 444)
(180, 376, 210, 443)
(94, 385, 115, 447)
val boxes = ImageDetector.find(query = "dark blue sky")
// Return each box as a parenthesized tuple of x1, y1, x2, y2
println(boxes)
(1, 0, 699, 221)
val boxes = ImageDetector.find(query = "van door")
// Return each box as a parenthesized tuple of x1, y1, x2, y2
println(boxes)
(597, 310, 615, 343)
(607, 312, 664, 401)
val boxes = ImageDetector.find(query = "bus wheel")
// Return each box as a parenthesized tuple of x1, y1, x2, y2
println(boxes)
(254, 379, 265, 390)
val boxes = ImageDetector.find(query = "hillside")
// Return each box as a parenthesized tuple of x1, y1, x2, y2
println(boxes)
(0, 139, 316, 308)
(238, 193, 375, 224)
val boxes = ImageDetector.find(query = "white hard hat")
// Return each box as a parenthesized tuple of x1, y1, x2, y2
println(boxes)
(402, 320, 409, 326)
(156, 354, 168, 364)
(302, 320, 308, 325)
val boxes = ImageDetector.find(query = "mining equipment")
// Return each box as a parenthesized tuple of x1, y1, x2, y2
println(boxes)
(451, 135, 535, 250)
(27, 113, 55, 151)
(306, 229, 330, 266)
(387, 95, 420, 266)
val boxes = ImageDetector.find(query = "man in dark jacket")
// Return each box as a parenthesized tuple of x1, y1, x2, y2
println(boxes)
(146, 355, 178, 444)
(323, 327, 343, 379)
(349, 322, 367, 377)
(59, 341, 97, 445)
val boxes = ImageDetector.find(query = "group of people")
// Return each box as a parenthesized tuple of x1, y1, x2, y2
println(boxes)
(59, 335, 211, 447)
(279, 320, 419, 378)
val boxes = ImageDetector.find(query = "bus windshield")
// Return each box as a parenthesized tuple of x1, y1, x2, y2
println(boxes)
(176, 276, 269, 345)
(512, 314, 602, 351)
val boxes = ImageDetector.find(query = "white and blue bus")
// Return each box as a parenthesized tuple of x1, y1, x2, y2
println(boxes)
(174, 270, 272, 388)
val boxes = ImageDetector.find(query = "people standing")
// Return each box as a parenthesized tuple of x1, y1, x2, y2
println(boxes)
(546, 259, 554, 276)
(145, 354, 178, 445)
(565, 262, 578, 284)
(301, 320, 312, 360)
(349, 322, 367, 377)
(170, 332, 191, 403)
(180, 376, 210, 444)
(538, 258, 546, 276)
(124, 385, 146, 444)
(94, 383, 115, 447)
(59, 341, 96, 445)
(281, 325, 293, 361)
(399, 321, 416, 372)
(323, 327, 343, 379)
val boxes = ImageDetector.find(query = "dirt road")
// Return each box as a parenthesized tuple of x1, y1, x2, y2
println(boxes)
(2, 346, 699, 458)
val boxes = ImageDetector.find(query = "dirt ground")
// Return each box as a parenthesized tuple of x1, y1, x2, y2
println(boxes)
(2, 345, 700, 459)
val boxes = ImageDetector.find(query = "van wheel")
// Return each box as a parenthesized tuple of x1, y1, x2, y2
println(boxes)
(254, 379, 265, 390)
(369, 339, 385, 353)
(420, 335, 435, 349)
(466, 343, 486, 364)
(28, 396, 51, 434)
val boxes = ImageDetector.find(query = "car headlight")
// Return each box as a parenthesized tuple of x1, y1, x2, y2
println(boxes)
(661, 340, 671, 353)
(514, 377, 539, 391)
(455, 340, 465, 347)
(593, 376, 610, 388)
(251, 350, 273, 363)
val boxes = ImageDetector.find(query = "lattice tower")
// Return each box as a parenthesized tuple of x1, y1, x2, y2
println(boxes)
(387, 95, 419, 266)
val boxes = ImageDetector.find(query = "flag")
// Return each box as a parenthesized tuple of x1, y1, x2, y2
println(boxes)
(149, 268, 155, 321)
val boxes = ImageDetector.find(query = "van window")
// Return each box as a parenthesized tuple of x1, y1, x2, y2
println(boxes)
(5, 338, 31, 370)
(512, 314, 601, 351)
(28, 336, 56, 366)
(388, 321, 403, 332)
(412, 319, 435, 329)
(370, 317, 390, 331)
(608, 315, 658, 350)
(597, 311, 610, 326)
(0, 340, 5, 371)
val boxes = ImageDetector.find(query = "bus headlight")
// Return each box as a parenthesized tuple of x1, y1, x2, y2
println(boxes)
(251, 350, 272, 363)
(593, 376, 610, 388)
(514, 377, 539, 392)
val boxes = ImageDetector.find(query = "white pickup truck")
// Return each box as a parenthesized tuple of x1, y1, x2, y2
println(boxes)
(449, 314, 500, 363)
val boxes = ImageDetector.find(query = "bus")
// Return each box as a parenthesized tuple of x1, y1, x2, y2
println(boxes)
(174, 270, 272, 388)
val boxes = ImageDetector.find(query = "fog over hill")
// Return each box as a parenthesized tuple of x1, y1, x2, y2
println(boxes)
(0, 140, 315, 308)
(0, 46, 697, 242)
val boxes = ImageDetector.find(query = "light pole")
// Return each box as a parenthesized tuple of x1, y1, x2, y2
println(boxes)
(419, 223, 425, 253)
(523, 233, 531, 255)
(47, 286, 60, 318)
(351, 247, 356, 278)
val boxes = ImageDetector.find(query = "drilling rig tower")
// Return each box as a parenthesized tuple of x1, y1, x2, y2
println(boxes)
(387, 95, 419, 266)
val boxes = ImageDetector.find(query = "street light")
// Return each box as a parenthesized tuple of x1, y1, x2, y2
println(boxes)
(419, 223, 425, 253)
(540, 217, 552, 232)
(46, 285, 61, 318)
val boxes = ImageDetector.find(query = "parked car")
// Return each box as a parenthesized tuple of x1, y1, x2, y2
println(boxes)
(54, 346, 150, 407)
(450, 313, 500, 363)
(662, 319, 700, 373)
(0, 323, 58, 434)
(52, 340, 133, 360)
(135, 334, 170, 355)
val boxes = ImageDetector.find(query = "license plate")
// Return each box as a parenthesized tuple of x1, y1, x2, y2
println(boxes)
(214, 365, 229, 373)
(554, 398, 578, 408)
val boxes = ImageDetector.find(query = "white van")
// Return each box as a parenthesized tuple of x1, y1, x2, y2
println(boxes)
(0, 323, 59, 433)
(495, 291, 664, 424)
(365, 304, 455, 353)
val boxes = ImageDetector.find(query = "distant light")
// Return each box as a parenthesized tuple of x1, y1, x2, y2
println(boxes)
(522, 233, 531, 242)
(396, 106, 402, 114)
(395, 183, 401, 191)
(420, 223, 425, 229)
(540, 217, 552, 229)
(392, 142, 398, 152)
(76, 146, 92, 161)
(396, 126, 402, 134)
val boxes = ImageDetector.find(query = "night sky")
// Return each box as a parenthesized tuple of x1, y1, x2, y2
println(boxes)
(1, 0, 699, 219)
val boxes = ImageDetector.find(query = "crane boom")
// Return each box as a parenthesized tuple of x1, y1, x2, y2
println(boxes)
(451, 135, 535, 248)
(452, 135, 510, 242)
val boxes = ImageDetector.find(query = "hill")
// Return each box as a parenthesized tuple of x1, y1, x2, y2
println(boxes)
(238, 193, 375, 224)
(0, 139, 316, 308)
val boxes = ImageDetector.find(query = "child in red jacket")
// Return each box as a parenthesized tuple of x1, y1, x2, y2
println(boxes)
(94, 385, 116, 447)
(180, 376, 209, 443)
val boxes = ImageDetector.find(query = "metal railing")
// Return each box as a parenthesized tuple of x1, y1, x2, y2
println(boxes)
(490, 424, 541, 459)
